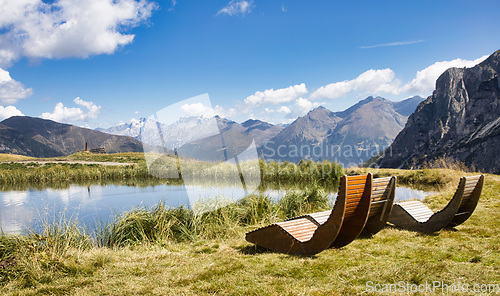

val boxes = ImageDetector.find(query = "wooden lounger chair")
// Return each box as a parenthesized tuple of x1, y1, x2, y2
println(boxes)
(245, 174, 373, 255)
(297, 176, 396, 241)
(360, 176, 396, 237)
(388, 175, 484, 234)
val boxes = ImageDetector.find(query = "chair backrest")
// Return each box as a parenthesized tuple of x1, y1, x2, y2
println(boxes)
(329, 173, 373, 248)
(344, 174, 372, 220)
(458, 175, 484, 209)
(369, 177, 395, 218)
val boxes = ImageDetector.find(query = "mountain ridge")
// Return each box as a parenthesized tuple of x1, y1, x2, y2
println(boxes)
(0, 116, 145, 157)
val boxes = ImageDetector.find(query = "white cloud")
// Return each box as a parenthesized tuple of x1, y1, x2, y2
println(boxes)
(277, 106, 291, 114)
(295, 97, 321, 113)
(179, 103, 236, 119)
(181, 102, 216, 117)
(0, 47, 17, 68)
(360, 40, 424, 49)
(310, 55, 489, 100)
(0, 67, 33, 104)
(41, 97, 101, 122)
(0, 0, 156, 64)
(0, 105, 24, 120)
(310, 69, 399, 100)
(214, 105, 236, 118)
(398, 55, 489, 95)
(245, 83, 308, 106)
(217, 0, 254, 16)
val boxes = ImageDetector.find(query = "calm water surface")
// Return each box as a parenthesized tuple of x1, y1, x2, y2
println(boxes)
(0, 183, 435, 234)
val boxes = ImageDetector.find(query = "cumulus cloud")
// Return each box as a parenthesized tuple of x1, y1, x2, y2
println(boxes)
(217, 0, 254, 16)
(397, 55, 489, 95)
(41, 97, 101, 122)
(310, 69, 399, 100)
(310, 55, 488, 100)
(0, 0, 156, 65)
(277, 106, 291, 114)
(0, 67, 33, 104)
(295, 97, 321, 113)
(179, 102, 235, 119)
(181, 102, 216, 117)
(0, 105, 24, 120)
(244, 83, 308, 106)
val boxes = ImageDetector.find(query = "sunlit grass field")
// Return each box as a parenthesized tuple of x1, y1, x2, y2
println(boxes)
(0, 154, 498, 295)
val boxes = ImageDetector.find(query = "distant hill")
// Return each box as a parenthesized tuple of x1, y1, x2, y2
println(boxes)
(260, 96, 423, 166)
(0, 123, 61, 158)
(374, 50, 500, 173)
(0, 116, 145, 157)
(393, 96, 425, 116)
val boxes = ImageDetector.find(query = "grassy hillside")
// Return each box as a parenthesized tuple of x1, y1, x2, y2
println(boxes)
(0, 168, 498, 295)
(0, 154, 35, 162)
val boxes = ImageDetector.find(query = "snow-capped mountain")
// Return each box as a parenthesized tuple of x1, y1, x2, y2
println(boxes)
(98, 116, 232, 150)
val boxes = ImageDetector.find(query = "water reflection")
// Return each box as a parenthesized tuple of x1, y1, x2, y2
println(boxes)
(394, 187, 437, 202)
(0, 182, 436, 234)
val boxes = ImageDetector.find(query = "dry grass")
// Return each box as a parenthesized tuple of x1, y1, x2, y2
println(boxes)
(0, 154, 34, 162)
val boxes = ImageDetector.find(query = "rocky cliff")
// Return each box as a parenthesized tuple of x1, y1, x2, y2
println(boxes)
(375, 50, 500, 173)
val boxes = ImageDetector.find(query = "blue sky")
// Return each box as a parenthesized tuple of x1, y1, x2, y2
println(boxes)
(0, 0, 499, 127)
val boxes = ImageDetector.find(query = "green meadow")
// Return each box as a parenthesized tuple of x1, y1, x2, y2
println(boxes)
(0, 153, 498, 295)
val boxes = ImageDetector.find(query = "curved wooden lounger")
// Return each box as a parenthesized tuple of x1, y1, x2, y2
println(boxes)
(388, 175, 484, 234)
(245, 174, 373, 255)
(360, 176, 396, 237)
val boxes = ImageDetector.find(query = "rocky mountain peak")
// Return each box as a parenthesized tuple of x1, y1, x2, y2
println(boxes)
(374, 49, 500, 173)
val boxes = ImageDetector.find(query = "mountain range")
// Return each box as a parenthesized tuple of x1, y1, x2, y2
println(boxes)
(374, 50, 500, 173)
(260, 96, 422, 166)
(98, 96, 423, 166)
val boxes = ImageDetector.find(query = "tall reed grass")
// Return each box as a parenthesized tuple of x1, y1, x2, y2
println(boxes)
(0, 157, 344, 189)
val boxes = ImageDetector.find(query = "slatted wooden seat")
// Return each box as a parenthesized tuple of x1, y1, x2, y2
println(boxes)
(290, 176, 396, 240)
(245, 174, 373, 255)
(388, 175, 484, 234)
(360, 176, 396, 237)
